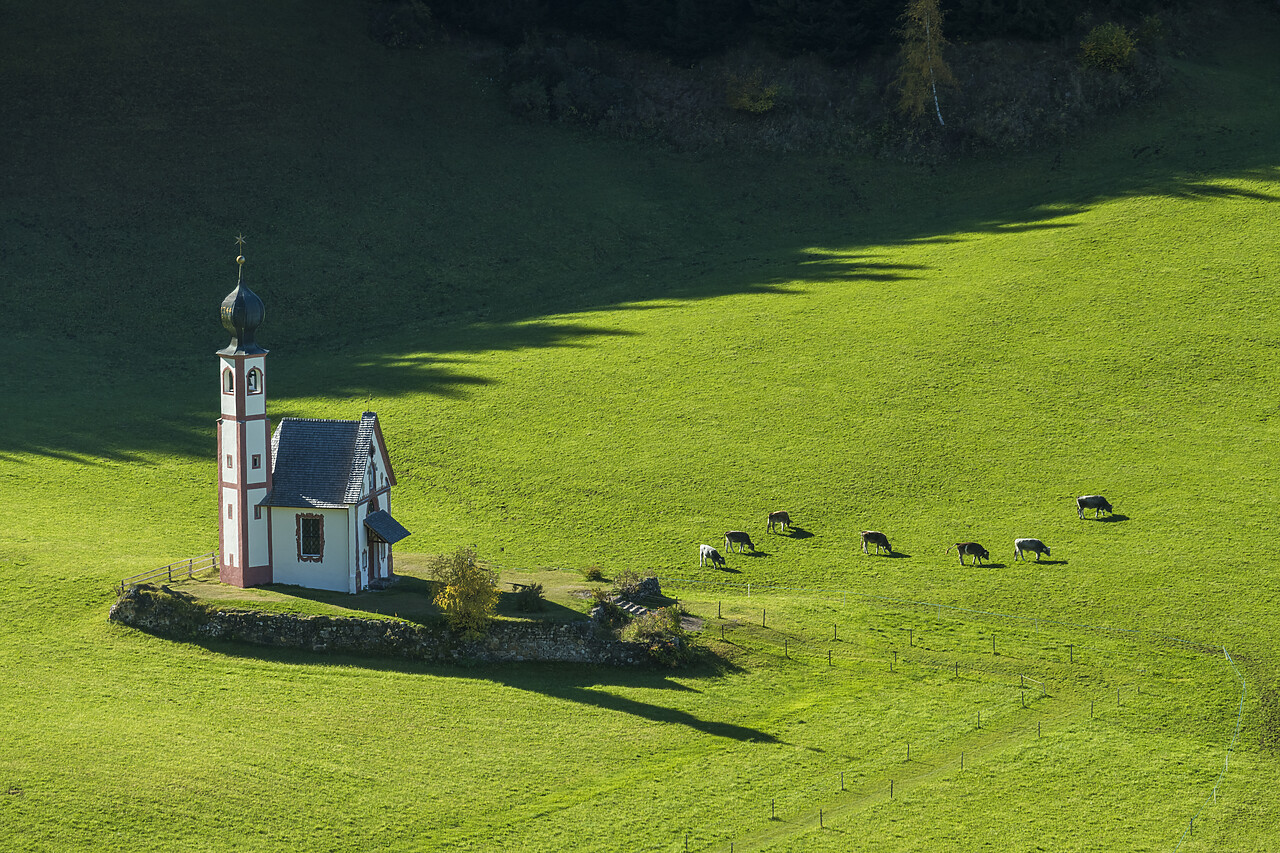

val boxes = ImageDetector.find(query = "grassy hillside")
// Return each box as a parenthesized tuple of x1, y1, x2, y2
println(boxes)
(1, 1, 1278, 850)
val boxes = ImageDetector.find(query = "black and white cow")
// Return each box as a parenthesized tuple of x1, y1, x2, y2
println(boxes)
(860, 530, 892, 555)
(1076, 495, 1113, 519)
(946, 542, 990, 565)
(1013, 538, 1051, 561)
(724, 531, 756, 553)
(699, 543, 726, 568)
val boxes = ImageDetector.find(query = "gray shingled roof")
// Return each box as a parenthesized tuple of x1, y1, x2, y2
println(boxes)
(364, 510, 412, 545)
(259, 412, 379, 509)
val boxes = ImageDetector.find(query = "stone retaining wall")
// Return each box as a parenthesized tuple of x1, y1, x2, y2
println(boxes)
(109, 585, 651, 666)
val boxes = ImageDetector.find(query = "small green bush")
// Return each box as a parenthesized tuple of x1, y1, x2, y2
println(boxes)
(1081, 22, 1136, 72)
(515, 582, 545, 612)
(589, 587, 625, 625)
(611, 568, 643, 598)
(583, 566, 605, 582)
(1137, 14, 1166, 46)
(725, 69, 782, 114)
(627, 606, 698, 666)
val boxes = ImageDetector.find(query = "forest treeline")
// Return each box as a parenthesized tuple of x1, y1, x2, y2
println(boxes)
(426, 0, 1179, 61)
(370, 0, 1273, 159)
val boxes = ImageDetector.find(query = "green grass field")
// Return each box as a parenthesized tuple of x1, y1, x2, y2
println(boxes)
(2, 0, 1279, 850)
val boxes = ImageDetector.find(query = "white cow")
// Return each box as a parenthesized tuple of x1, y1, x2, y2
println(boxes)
(1014, 538, 1051, 561)
(699, 544, 726, 568)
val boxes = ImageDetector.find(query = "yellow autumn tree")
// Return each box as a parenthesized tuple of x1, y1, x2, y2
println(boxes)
(895, 0, 957, 126)
(430, 547, 499, 638)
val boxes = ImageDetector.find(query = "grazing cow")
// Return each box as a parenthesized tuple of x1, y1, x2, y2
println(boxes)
(1077, 495, 1114, 519)
(946, 542, 990, 565)
(767, 510, 792, 533)
(1013, 538, 1051, 561)
(860, 531, 892, 555)
(724, 531, 756, 553)
(699, 543, 726, 568)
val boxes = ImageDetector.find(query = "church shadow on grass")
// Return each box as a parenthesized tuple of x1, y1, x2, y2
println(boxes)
(186, 634, 775, 744)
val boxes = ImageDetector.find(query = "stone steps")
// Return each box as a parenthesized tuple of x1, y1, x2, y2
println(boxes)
(612, 596, 650, 616)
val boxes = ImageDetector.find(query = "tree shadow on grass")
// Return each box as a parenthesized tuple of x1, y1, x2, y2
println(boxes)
(5, 0, 1280, 467)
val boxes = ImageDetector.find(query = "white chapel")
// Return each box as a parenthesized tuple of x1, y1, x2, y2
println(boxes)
(216, 251, 411, 593)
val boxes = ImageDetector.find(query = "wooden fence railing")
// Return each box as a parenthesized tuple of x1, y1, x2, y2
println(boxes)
(115, 551, 219, 596)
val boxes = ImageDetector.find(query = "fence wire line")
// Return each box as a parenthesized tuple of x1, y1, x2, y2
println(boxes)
(658, 574, 1248, 852)
(1173, 647, 1247, 852)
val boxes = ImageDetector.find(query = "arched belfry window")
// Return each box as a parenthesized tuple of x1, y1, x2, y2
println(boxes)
(246, 367, 263, 394)
(222, 368, 234, 394)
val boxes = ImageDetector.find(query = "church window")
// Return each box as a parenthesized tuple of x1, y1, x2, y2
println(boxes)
(297, 514, 324, 562)
(251, 454, 261, 469)
(223, 368, 234, 393)
(227, 503, 233, 519)
(226, 454, 233, 468)
(246, 368, 262, 394)
(253, 506, 262, 520)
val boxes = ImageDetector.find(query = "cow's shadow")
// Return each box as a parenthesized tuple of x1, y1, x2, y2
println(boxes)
(736, 550, 768, 558)
(716, 566, 743, 574)
(781, 527, 814, 540)
(883, 551, 911, 559)
(1094, 514, 1129, 523)
(1027, 558, 1069, 566)
(977, 562, 1007, 569)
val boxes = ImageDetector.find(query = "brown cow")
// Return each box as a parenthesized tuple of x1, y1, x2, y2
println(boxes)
(860, 531, 892, 555)
(767, 511, 792, 533)
(724, 531, 756, 553)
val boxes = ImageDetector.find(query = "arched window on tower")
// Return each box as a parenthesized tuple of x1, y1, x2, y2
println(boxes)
(222, 367, 234, 394)
(246, 367, 263, 394)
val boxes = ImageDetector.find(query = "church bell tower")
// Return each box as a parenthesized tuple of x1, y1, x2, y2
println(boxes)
(216, 241, 274, 586)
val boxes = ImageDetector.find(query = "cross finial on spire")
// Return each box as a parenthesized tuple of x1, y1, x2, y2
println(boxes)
(235, 233, 247, 283)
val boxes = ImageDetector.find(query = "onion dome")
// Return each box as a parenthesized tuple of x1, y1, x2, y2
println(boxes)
(217, 254, 268, 356)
